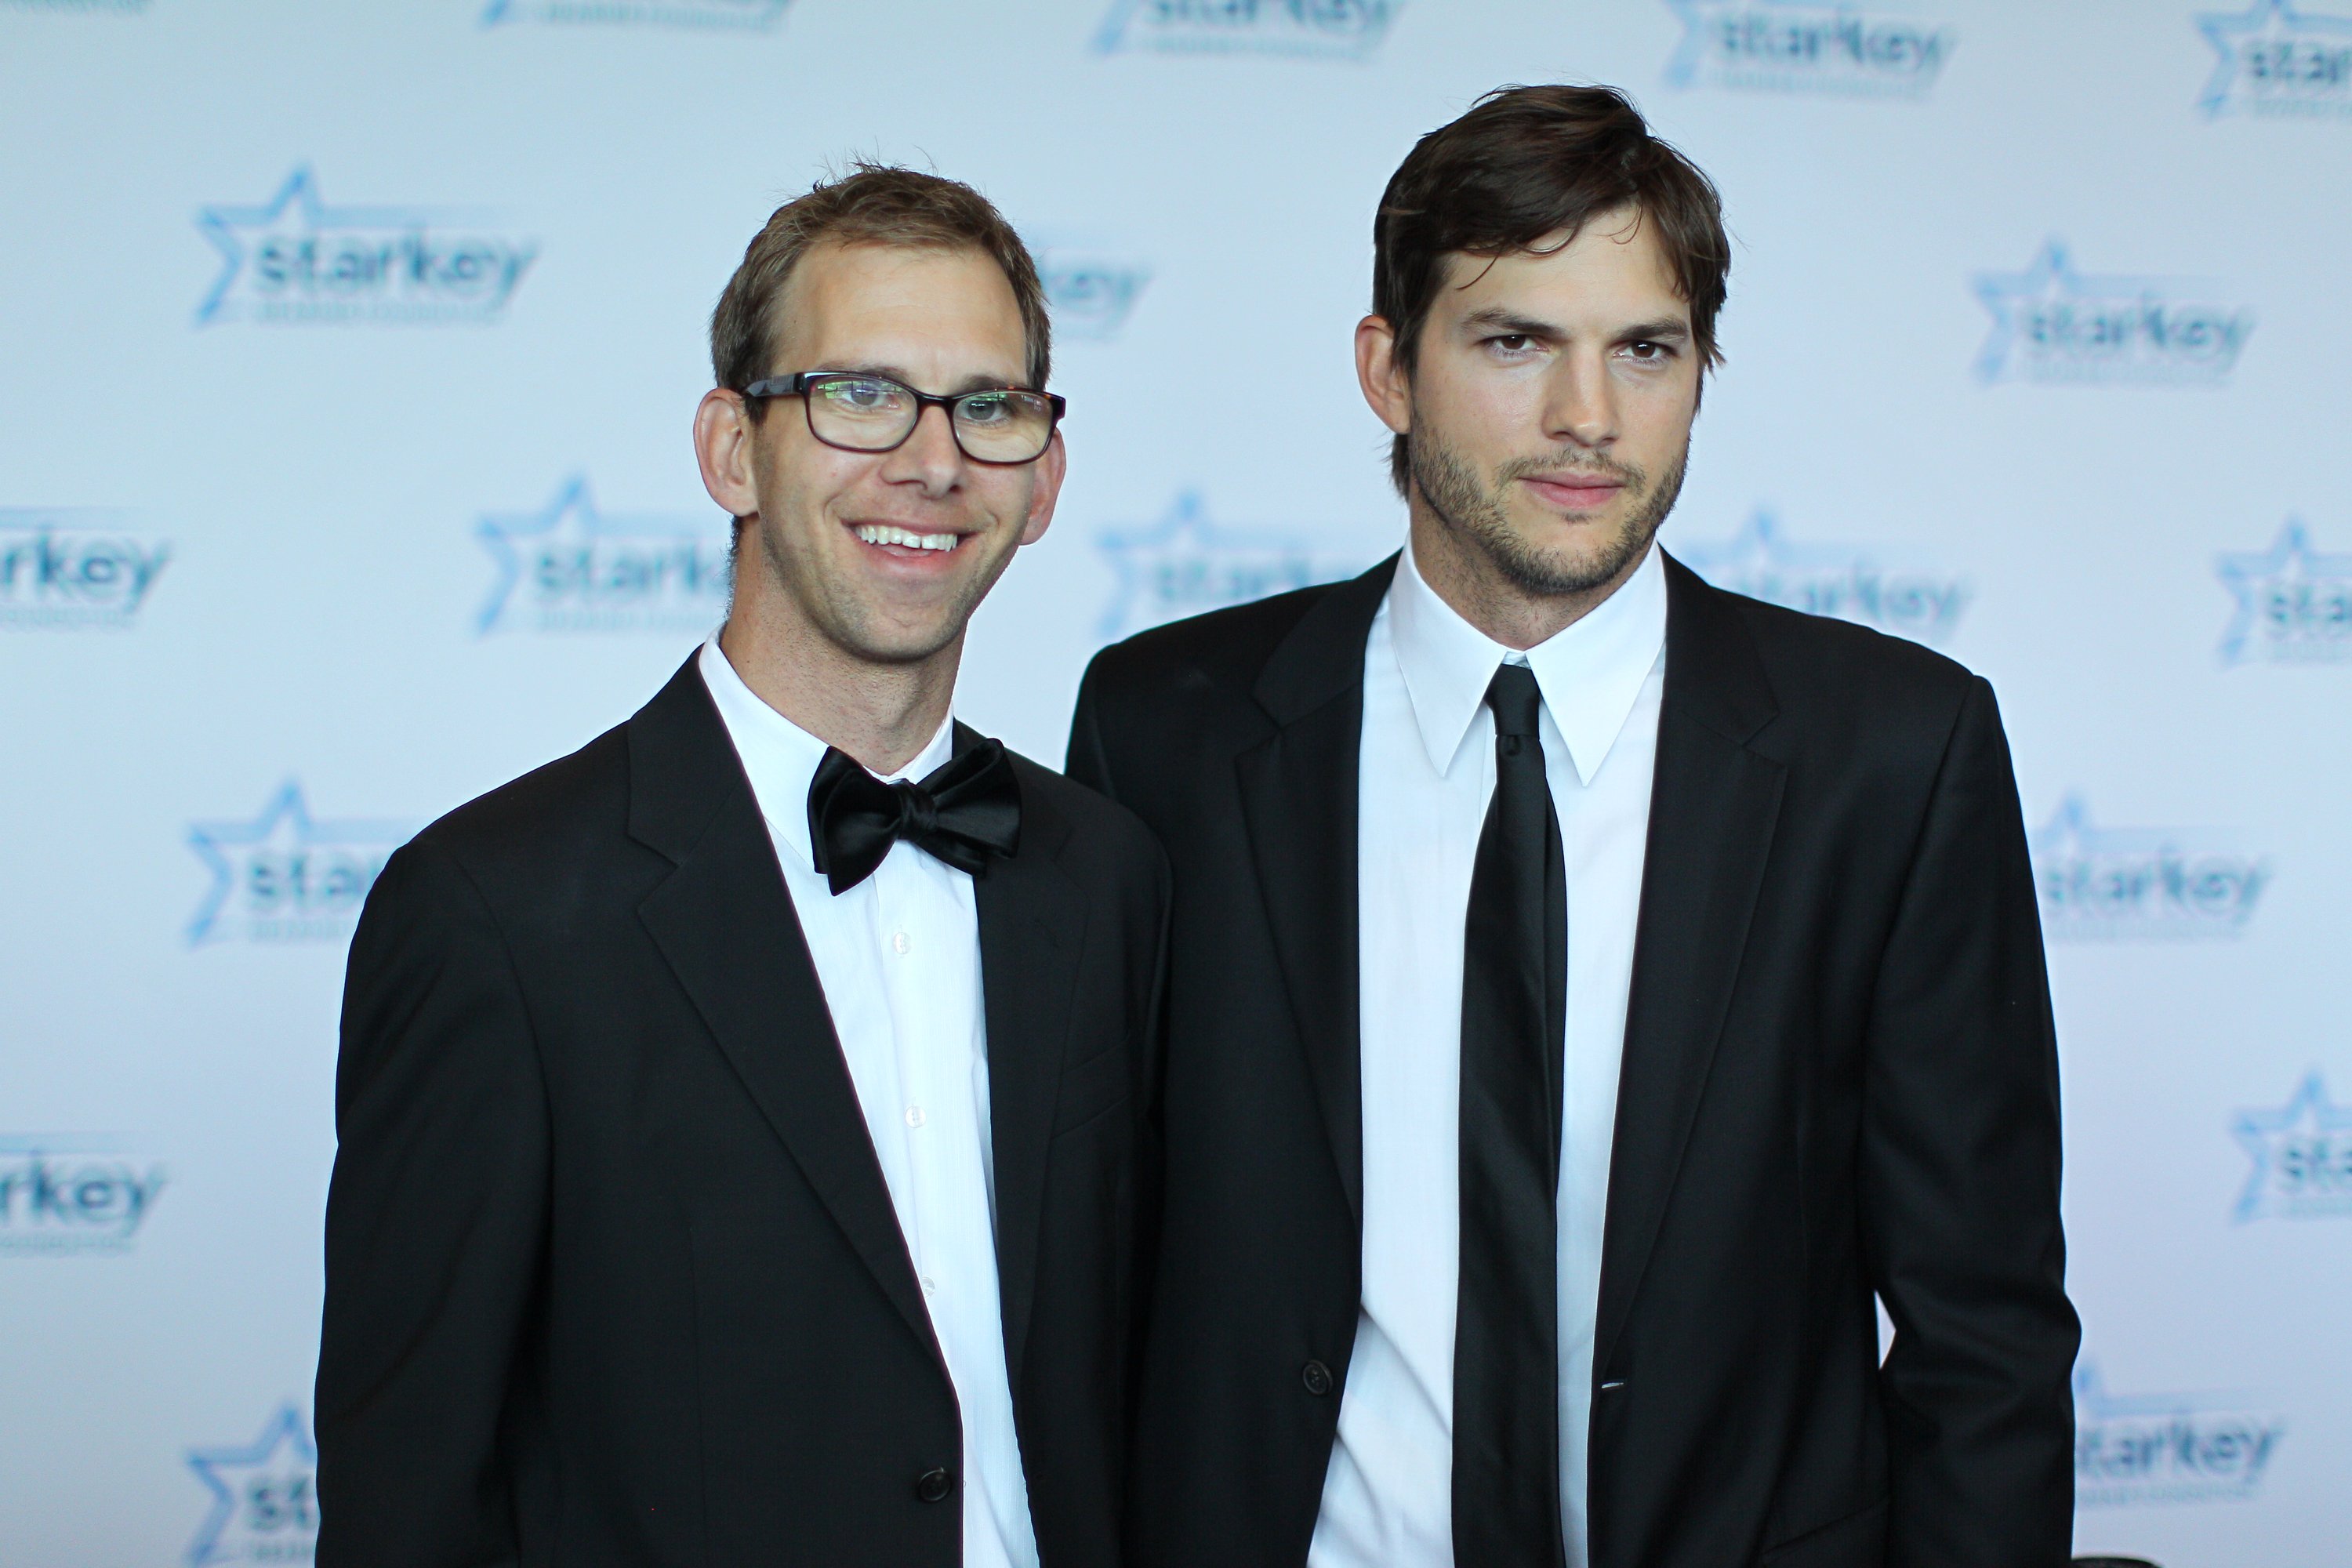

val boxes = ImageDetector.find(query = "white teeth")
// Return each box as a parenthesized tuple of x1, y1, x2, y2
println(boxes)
(854, 524, 961, 552)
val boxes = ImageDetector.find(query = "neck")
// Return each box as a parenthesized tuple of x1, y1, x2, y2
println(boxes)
(716, 604, 958, 778)
(1406, 496, 1646, 651)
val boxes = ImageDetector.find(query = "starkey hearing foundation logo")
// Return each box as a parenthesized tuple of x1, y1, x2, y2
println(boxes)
(2216, 519, 2352, 665)
(1676, 510, 1967, 645)
(1664, 0, 1953, 96)
(1092, 0, 1399, 59)
(2199, 0, 2352, 118)
(2027, 796, 2268, 940)
(1095, 491, 1366, 640)
(2233, 1071, 2352, 1221)
(476, 475, 731, 636)
(2074, 1361, 2286, 1507)
(187, 1406, 318, 1566)
(186, 782, 409, 947)
(1972, 241, 2254, 386)
(1040, 249, 1152, 343)
(0, 1137, 165, 1258)
(195, 168, 536, 328)
(0, 510, 169, 630)
(482, 0, 788, 27)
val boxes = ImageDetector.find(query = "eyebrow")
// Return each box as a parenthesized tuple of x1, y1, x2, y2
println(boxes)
(1457, 307, 1692, 343)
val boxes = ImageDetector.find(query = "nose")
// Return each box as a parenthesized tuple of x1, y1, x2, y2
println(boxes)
(1544, 347, 1619, 450)
(878, 402, 964, 495)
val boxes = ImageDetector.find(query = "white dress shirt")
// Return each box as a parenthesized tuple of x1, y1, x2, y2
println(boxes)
(1308, 540, 1668, 1568)
(699, 640, 1040, 1568)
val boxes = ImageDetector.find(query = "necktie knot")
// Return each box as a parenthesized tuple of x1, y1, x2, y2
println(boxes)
(1486, 662, 1544, 742)
(808, 738, 1022, 895)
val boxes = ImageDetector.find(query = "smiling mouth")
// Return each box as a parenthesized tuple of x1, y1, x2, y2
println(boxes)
(853, 523, 964, 553)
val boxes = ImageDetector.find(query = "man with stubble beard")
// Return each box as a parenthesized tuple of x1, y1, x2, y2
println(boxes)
(1069, 86, 2077, 1568)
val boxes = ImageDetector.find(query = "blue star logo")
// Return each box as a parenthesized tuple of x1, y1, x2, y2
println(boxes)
(2232, 1072, 2352, 1221)
(1038, 249, 1152, 343)
(194, 168, 415, 326)
(1676, 508, 1968, 642)
(185, 1405, 317, 1566)
(483, 0, 789, 25)
(1970, 239, 2251, 385)
(185, 782, 410, 946)
(2214, 517, 2352, 664)
(2197, 0, 2352, 117)
(1094, 491, 1366, 640)
(1091, 0, 1399, 58)
(474, 474, 730, 636)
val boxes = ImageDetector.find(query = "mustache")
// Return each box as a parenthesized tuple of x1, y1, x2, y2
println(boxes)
(1494, 450, 1647, 488)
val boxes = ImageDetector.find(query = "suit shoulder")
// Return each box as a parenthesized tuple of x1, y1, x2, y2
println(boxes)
(1007, 751, 1167, 880)
(1080, 578, 1346, 705)
(1715, 583, 1981, 719)
(404, 723, 633, 884)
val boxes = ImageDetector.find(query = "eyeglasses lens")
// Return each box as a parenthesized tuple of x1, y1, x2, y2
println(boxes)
(805, 376, 1053, 463)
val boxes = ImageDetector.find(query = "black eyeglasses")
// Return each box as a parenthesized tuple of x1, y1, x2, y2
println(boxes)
(740, 371, 1065, 465)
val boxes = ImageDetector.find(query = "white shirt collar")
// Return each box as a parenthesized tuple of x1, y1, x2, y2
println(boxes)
(697, 637, 956, 872)
(1386, 535, 1668, 787)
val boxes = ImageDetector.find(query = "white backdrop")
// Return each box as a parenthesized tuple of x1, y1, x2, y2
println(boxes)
(3, 2, 2349, 1563)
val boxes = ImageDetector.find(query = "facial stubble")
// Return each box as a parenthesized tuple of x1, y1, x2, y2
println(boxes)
(1410, 426, 1689, 599)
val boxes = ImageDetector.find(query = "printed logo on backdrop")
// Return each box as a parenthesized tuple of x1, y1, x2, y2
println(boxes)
(1092, 0, 1399, 60)
(187, 1406, 318, 1566)
(1040, 249, 1152, 343)
(186, 782, 410, 947)
(1095, 491, 1366, 639)
(0, 1137, 165, 1258)
(2027, 795, 2268, 939)
(481, 0, 788, 27)
(476, 475, 731, 635)
(195, 168, 536, 327)
(1676, 509, 1967, 644)
(1972, 241, 2254, 386)
(1664, 0, 1954, 96)
(2199, 0, 2352, 118)
(2232, 1071, 2352, 1221)
(0, 510, 169, 630)
(2074, 1362, 2286, 1506)
(2215, 519, 2352, 664)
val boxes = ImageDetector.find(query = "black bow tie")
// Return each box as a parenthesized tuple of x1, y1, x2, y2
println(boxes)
(807, 738, 1022, 895)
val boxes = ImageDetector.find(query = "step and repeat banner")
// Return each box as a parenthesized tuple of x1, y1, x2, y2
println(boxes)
(2, 1, 2347, 1563)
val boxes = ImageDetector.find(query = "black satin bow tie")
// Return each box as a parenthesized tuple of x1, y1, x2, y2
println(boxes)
(807, 738, 1022, 895)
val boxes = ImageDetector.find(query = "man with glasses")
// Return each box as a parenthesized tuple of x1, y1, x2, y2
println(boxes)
(316, 165, 1169, 1568)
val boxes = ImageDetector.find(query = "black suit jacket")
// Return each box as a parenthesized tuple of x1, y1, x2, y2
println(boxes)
(1067, 552, 2078, 1568)
(316, 657, 1169, 1568)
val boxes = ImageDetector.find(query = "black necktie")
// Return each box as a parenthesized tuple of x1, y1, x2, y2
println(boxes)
(807, 738, 1022, 895)
(1453, 662, 1569, 1568)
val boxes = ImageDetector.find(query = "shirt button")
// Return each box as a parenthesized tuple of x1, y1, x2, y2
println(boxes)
(892, 930, 910, 955)
(921, 1275, 938, 1294)
(905, 1105, 925, 1129)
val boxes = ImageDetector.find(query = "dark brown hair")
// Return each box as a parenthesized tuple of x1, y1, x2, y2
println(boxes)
(710, 163, 1051, 405)
(1373, 84, 1730, 494)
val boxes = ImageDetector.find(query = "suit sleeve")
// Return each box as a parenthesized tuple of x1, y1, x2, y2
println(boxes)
(314, 838, 549, 1568)
(1861, 676, 2079, 1568)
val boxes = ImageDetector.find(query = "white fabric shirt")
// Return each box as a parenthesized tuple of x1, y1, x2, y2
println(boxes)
(1308, 541, 1668, 1568)
(699, 640, 1040, 1568)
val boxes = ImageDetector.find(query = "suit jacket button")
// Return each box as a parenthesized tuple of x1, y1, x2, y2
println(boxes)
(1301, 1359, 1334, 1396)
(916, 1467, 953, 1504)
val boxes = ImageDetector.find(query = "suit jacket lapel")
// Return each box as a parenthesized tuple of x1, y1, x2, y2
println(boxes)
(626, 659, 942, 1367)
(967, 743, 1089, 1393)
(1232, 557, 1399, 1228)
(1595, 556, 1787, 1377)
